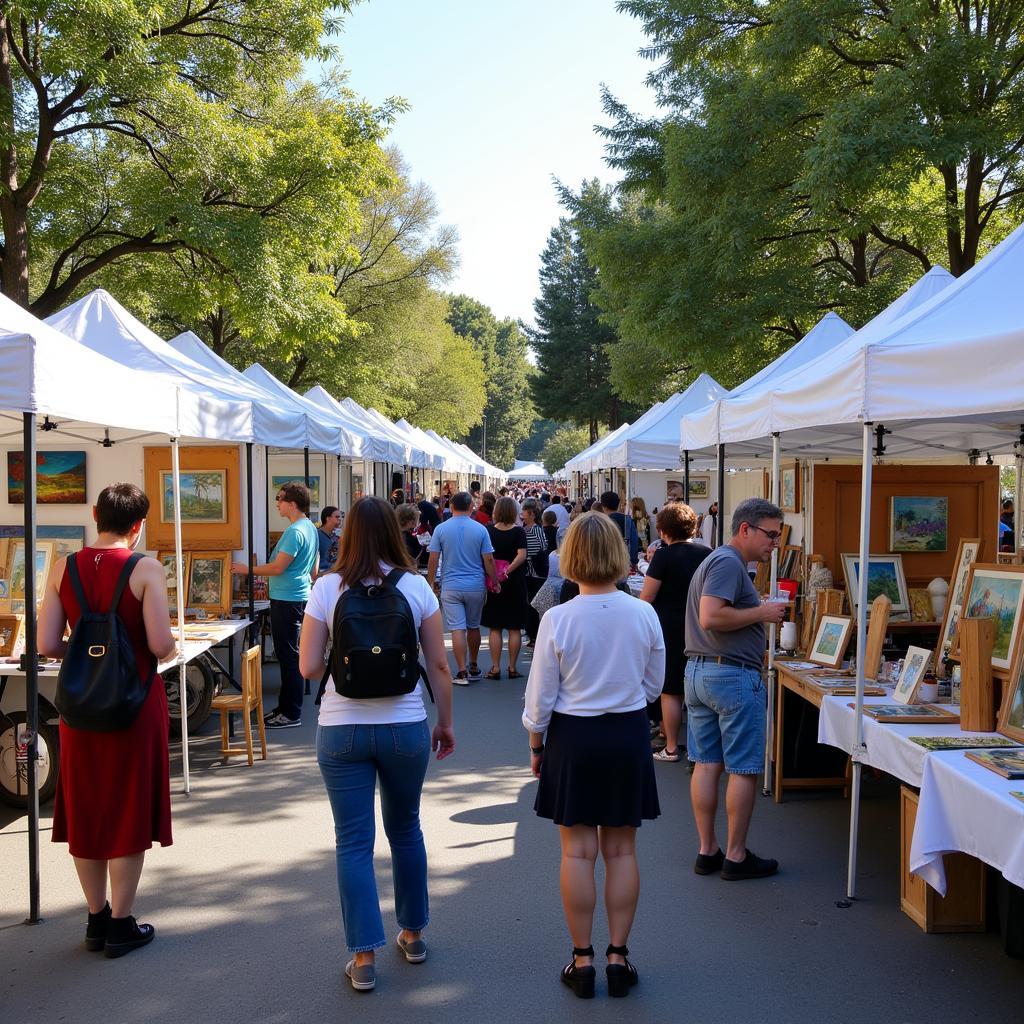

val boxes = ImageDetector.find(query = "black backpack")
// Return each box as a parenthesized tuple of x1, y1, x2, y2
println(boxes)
(55, 552, 156, 731)
(316, 568, 433, 703)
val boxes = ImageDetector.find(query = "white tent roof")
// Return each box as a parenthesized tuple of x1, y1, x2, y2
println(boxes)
(393, 418, 468, 474)
(365, 406, 439, 470)
(426, 430, 483, 474)
(169, 331, 354, 452)
(453, 440, 506, 480)
(44, 290, 254, 441)
(684, 237, 1024, 457)
(509, 460, 548, 480)
(301, 386, 402, 464)
(595, 373, 728, 469)
(238, 365, 368, 457)
(565, 422, 632, 474)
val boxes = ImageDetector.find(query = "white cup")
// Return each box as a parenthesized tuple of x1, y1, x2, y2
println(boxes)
(917, 681, 938, 704)
(780, 621, 798, 651)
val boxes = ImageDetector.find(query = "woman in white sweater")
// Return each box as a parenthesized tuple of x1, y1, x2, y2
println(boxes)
(523, 512, 665, 999)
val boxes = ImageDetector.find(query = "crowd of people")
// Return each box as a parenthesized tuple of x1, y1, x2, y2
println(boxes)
(37, 476, 787, 998)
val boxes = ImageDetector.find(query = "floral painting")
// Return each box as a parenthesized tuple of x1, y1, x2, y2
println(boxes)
(890, 496, 948, 552)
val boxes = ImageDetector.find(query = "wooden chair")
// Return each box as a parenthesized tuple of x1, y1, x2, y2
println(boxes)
(211, 646, 267, 765)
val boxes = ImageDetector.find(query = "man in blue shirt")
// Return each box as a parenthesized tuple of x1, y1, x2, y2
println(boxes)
(317, 505, 341, 573)
(232, 481, 319, 726)
(427, 491, 498, 684)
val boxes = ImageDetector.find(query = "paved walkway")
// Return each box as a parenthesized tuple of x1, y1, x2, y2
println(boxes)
(2, 641, 1022, 1020)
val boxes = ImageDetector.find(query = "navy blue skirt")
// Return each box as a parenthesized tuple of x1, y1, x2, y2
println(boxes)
(535, 709, 660, 827)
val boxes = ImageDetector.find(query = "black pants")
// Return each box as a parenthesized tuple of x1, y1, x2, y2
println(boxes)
(270, 599, 305, 720)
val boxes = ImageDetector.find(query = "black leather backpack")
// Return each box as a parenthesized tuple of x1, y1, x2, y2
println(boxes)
(55, 552, 156, 731)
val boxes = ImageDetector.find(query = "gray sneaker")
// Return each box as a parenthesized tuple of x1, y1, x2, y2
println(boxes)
(466, 663, 483, 681)
(263, 713, 301, 729)
(345, 959, 376, 991)
(397, 932, 427, 963)
(453, 671, 470, 686)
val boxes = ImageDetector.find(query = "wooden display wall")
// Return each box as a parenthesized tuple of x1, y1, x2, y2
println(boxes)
(812, 464, 999, 590)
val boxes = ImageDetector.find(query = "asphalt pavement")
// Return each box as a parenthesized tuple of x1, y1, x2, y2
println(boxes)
(1, 639, 1022, 1022)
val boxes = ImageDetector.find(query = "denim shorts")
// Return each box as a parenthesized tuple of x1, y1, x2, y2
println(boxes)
(440, 588, 486, 631)
(684, 658, 766, 775)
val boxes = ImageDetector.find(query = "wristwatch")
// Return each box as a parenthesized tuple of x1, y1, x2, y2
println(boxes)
(531, 744, 545, 755)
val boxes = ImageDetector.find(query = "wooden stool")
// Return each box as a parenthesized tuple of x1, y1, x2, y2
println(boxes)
(211, 646, 267, 765)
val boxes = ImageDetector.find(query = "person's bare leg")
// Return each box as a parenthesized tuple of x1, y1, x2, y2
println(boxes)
(690, 762, 724, 856)
(73, 857, 109, 914)
(451, 628, 467, 673)
(467, 627, 481, 666)
(507, 628, 522, 674)
(488, 627, 503, 670)
(724, 773, 758, 862)
(559, 825, 598, 967)
(108, 852, 146, 918)
(660, 694, 682, 755)
(599, 826, 638, 965)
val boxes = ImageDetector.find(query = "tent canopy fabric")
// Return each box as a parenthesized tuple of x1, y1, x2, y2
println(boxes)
(595, 372, 728, 470)
(426, 430, 482, 474)
(393, 418, 467, 474)
(565, 422, 632, 474)
(304, 387, 414, 466)
(509, 460, 549, 480)
(680, 242, 1024, 458)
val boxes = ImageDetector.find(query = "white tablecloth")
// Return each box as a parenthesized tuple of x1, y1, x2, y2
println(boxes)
(910, 751, 1024, 895)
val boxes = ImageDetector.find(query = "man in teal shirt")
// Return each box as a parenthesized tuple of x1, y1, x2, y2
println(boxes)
(232, 481, 319, 726)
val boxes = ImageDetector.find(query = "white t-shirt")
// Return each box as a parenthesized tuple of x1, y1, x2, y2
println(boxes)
(550, 503, 570, 529)
(522, 590, 666, 733)
(306, 566, 440, 726)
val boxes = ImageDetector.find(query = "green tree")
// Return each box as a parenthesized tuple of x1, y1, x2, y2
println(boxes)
(517, 417, 562, 462)
(446, 294, 534, 470)
(541, 424, 594, 476)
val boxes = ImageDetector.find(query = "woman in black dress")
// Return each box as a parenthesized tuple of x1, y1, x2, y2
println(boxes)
(639, 503, 711, 761)
(522, 500, 549, 645)
(482, 496, 528, 678)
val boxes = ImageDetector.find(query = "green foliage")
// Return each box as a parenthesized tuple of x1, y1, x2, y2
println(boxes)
(517, 418, 563, 462)
(446, 294, 535, 470)
(541, 424, 595, 477)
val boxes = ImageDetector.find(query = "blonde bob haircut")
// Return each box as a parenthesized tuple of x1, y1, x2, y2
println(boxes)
(559, 511, 629, 585)
(492, 496, 519, 525)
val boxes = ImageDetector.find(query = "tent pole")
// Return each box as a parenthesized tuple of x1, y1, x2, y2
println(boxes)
(246, 443, 255, 647)
(1015, 436, 1024, 555)
(683, 450, 691, 503)
(22, 412, 41, 924)
(265, 448, 271, 554)
(716, 444, 726, 546)
(763, 432, 781, 794)
(171, 437, 190, 795)
(845, 421, 875, 901)
(303, 447, 310, 490)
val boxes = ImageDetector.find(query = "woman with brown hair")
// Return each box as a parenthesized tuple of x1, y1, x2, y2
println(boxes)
(299, 496, 455, 992)
(38, 483, 176, 957)
(524, 512, 665, 998)
(481, 496, 528, 678)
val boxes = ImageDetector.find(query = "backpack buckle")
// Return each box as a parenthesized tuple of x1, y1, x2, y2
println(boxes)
(88, 645, 106, 658)
(371, 646, 381, 654)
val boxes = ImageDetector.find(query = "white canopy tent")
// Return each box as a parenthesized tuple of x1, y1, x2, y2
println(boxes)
(394, 418, 466, 476)
(509, 460, 549, 480)
(564, 421, 632, 476)
(453, 440, 506, 483)
(426, 430, 482, 475)
(302, 386, 408, 466)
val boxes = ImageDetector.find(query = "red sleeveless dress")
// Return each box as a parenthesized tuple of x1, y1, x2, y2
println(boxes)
(52, 547, 173, 859)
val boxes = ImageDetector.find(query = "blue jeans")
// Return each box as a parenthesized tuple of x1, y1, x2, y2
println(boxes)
(317, 720, 431, 952)
(270, 599, 305, 720)
(684, 659, 766, 775)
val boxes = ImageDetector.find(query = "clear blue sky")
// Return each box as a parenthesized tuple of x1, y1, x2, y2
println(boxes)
(328, 0, 659, 324)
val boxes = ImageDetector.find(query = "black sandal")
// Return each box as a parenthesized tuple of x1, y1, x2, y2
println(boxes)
(561, 945, 595, 999)
(605, 944, 638, 997)
(485, 669, 502, 679)
(507, 669, 523, 679)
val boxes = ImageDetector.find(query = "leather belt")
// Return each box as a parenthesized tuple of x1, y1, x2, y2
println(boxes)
(692, 655, 760, 671)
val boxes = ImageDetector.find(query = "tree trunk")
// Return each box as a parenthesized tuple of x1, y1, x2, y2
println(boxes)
(589, 418, 598, 444)
(0, 21, 29, 307)
(960, 151, 985, 273)
(941, 162, 967, 276)
(850, 233, 869, 287)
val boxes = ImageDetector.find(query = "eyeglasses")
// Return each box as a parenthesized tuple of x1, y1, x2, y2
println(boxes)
(750, 524, 783, 542)
(275, 494, 287, 502)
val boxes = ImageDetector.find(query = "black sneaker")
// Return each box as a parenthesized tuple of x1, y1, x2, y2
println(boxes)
(105, 915, 155, 958)
(694, 849, 725, 875)
(85, 902, 111, 951)
(263, 713, 301, 729)
(721, 850, 779, 880)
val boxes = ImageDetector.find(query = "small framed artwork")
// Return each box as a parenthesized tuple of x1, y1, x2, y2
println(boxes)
(954, 563, 1024, 675)
(841, 553, 910, 616)
(890, 496, 948, 552)
(998, 649, 1024, 744)
(186, 551, 231, 618)
(0, 613, 23, 657)
(779, 545, 802, 580)
(892, 645, 933, 705)
(809, 614, 853, 668)
(272, 475, 322, 518)
(158, 551, 191, 613)
(7, 450, 87, 503)
(6, 539, 55, 604)
(780, 461, 800, 513)
(908, 589, 933, 622)
(160, 470, 228, 524)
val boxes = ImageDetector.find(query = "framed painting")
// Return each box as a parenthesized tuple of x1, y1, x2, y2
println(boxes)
(6, 539, 54, 605)
(158, 551, 191, 613)
(0, 613, 23, 657)
(144, 446, 241, 551)
(160, 470, 227, 524)
(7, 450, 87, 504)
(892, 645, 932, 705)
(186, 551, 231, 617)
(954, 563, 1024, 675)
(779, 545, 802, 580)
(998, 649, 1024, 744)
(271, 475, 321, 518)
(889, 496, 948, 552)
(780, 461, 800, 513)
(809, 614, 853, 668)
(933, 537, 981, 671)
(908, 588, 934, 622)
(686, 475, 710, 500)
(841, 553, 910, 616)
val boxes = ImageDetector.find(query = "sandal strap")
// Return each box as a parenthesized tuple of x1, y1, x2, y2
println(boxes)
(606, 944, 630, 956)
(573, 946, 595, 957)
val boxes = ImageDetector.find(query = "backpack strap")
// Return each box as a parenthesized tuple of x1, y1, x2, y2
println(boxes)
(385, 567, 434, 703)
(109, 552, 145, 616)
(64, 550, 92, 616)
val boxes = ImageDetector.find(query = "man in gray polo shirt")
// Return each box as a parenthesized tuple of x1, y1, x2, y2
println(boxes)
(684, 497, 787, 880)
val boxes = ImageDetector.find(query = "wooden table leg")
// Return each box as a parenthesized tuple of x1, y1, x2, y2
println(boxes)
(773, 671, 786, 803)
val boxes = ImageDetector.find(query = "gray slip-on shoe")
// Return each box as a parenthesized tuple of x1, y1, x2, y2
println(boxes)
(345, 959, 376, 991)
(396, 933, 427, 963)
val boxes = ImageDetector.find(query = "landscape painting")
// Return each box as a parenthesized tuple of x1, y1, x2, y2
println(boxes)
(810, 615, 852, 668)
(160, 470, 227, 524)
(961, 565, 1024, 670)
(7, 450, 86, 504)
(687, 476, 710, 499)
(272, 475, 321, 516)
(890, 496, 948, 552)
(842, 554, 909, 614)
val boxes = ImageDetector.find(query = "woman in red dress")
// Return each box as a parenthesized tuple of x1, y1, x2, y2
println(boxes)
(38, 482, 176, 957)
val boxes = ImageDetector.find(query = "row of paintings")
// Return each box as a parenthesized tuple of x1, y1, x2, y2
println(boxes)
(157, 472, 322, 523)
(0, 527, 86, 613)
(158, 551, 231, 618)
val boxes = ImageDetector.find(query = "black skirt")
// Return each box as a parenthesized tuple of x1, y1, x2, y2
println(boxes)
(535, 709, 660, 827)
